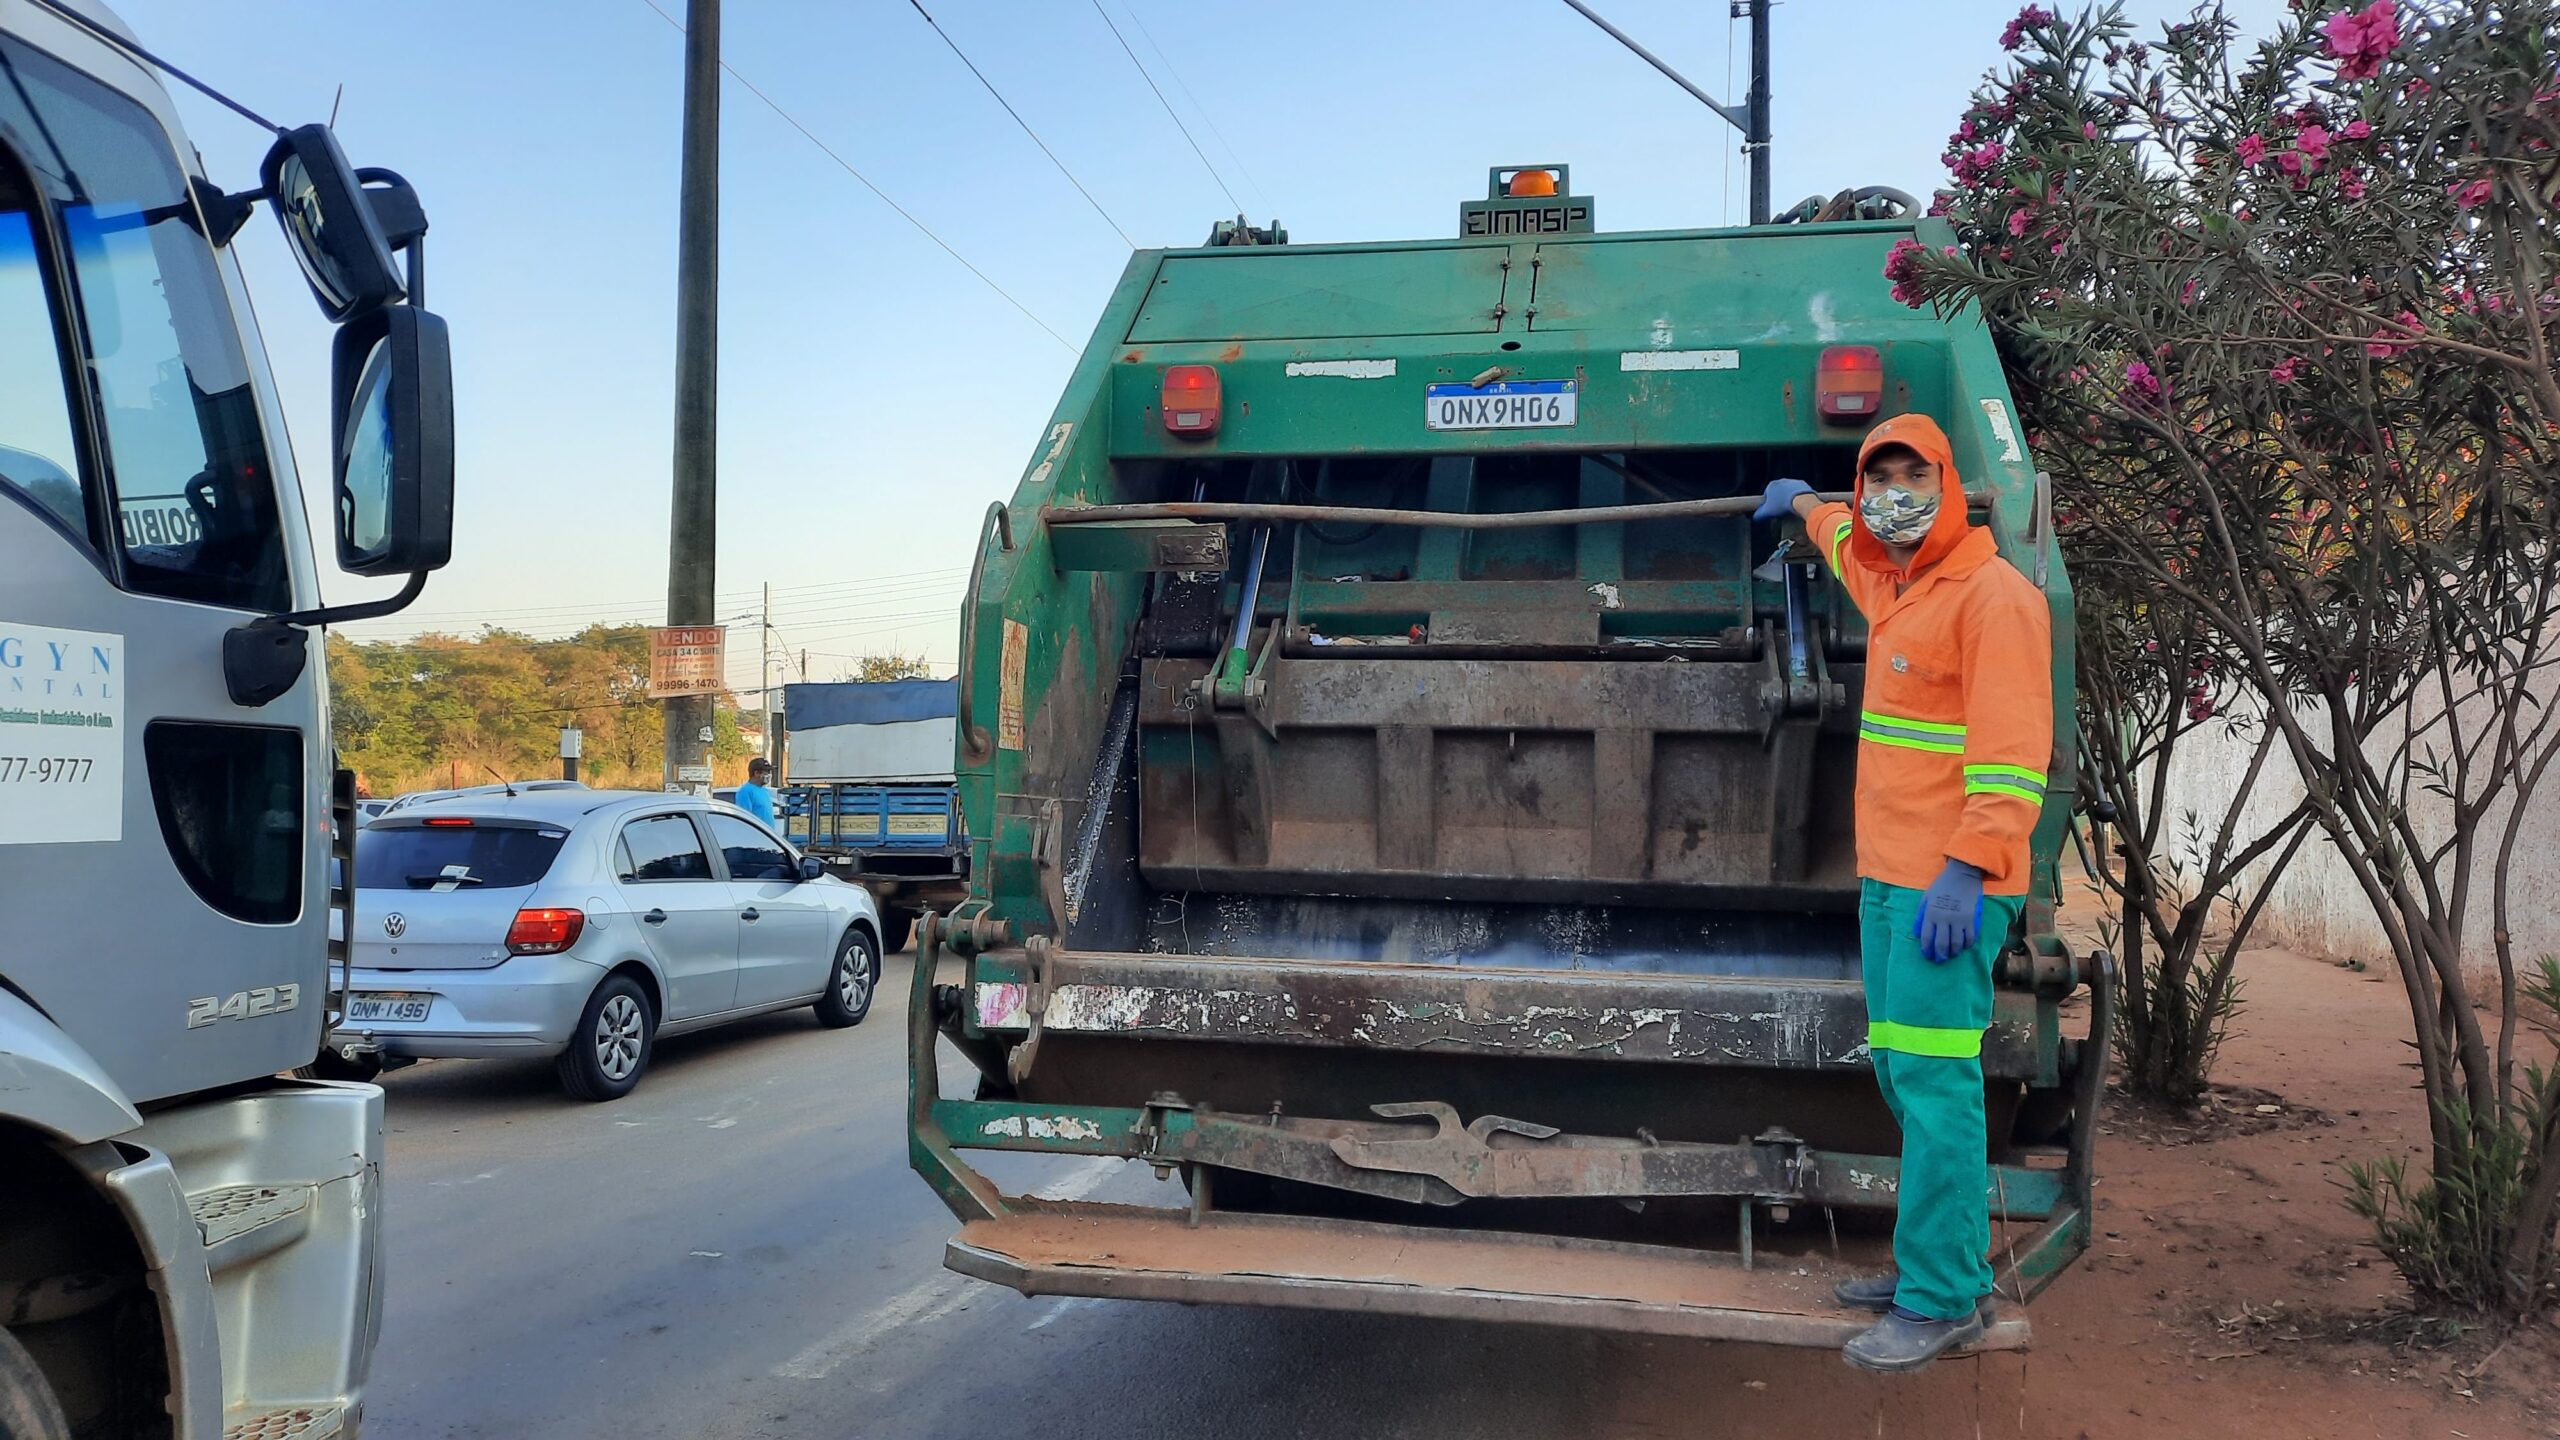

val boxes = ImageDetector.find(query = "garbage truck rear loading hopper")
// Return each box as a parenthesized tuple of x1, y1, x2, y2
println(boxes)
(909, 170, 2108, 1350)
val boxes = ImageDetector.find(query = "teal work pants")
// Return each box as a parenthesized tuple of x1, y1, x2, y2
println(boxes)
(1858, 878, 2023, 1321)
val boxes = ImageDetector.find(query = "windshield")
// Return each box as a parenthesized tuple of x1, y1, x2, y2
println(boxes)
(0, 34, 287, 610)
(356, 824, 568, 891)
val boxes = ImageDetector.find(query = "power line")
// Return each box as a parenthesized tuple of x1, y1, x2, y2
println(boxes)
(637, 0, 1075, 350)
(905, 0, 1138, 248)
(1088, 0, 1241, 215)
(1121, 2, 1269, 217)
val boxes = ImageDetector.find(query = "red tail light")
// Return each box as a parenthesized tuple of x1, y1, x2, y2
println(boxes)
(1161, 364, 1222, 437)
(1816, 344, 1885, 422)
(505, 907, 585, 955)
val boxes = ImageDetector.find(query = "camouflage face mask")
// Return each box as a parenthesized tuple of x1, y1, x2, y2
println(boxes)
(1859, 485, 1940, 546)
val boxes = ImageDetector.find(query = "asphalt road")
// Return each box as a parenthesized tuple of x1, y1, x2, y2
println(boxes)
(361, 949, 1986, 1440)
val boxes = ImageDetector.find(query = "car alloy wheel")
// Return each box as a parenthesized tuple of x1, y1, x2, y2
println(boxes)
(838, 946, 872, 1014)
(815, 928, 877, 1028)
(595, 993, 646, 1081)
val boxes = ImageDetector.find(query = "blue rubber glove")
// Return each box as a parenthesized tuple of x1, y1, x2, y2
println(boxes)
(1753, 477, 1815, 522)
(1913, 859, 1988, 963)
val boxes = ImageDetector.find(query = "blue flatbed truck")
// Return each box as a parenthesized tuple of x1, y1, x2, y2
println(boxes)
(780, 679, 968, 952)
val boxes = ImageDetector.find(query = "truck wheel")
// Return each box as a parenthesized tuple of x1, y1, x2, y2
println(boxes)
(815, 927, 880, 1028)
(878, 909, 914, 955)
(0, 1326, 72, 1440)
(295, 1050, 386, 1083)
(557, 975, 655, 1101)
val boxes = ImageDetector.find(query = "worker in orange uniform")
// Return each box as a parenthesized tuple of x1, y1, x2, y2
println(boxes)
(1755, 413, 2053, 1372)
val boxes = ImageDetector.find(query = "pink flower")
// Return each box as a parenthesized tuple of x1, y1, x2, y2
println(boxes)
(2000, 6, 2054, 51)
(1950, 141, 2008, 186)
(2338, 167, 2368, 200)
(2084, 120, 2101, 139)
(2270, 356, 2300, 383)
(2276, 149, 2306, 177)
(2295, 124, 2332, 164)
(2341, 119, 2371, 141)
(2122, 360, 2167, 409)
(2180, 278, 2200, 306)
(2236, 133, 2269, 167)
(1883, 236, 1930, 307)
(2451, 175, 2493, 209)
(2007, 206, 2035, 237)
(2365, 310, 2422, 358)
(2321, 1, 2400, 82)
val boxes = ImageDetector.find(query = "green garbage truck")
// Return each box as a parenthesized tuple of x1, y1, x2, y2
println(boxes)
(908, 167, 2109, 1351)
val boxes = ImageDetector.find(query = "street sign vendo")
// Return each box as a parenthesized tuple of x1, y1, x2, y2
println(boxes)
(648, 625, 727, 698)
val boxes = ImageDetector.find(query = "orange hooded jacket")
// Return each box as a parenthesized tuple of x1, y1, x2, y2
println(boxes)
(1805, 414, 2054, 897)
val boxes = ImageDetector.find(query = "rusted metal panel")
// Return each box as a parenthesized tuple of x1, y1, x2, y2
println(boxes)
(1046, 518, 1231, 573)
(968, 951, 2045, 1079)
(946, 1204, 2032, 1352)
(1095, 1098, 2068, 1213)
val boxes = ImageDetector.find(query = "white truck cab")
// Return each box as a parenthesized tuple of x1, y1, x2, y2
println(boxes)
(0, 2, 455, 1434)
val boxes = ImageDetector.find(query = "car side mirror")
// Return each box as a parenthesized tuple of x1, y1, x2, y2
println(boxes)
(798, 855, 826, 883)
(331, 305, 455, 576)
(261, 124, 406, 322)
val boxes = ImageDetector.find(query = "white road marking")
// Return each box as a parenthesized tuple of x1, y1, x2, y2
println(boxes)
(1026, 1297, 1100, 1332)
(772, 1158, 1129, 1380)
(1029, 1156, 1122, 1203)
(707, 1117, 739, 1130)
(775, 1276, 977, 1380)
(690, 1250, 724, 1259)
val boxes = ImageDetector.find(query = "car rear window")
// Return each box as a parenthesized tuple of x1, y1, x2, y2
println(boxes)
(356, 824, 568, 891)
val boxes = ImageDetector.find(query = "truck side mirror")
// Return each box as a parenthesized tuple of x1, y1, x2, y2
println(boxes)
(261, 124, 406, 322)
(330, 305, 454, 577)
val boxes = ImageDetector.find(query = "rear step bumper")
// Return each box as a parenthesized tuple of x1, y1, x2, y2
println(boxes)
(945, 1202, 2030, 1352)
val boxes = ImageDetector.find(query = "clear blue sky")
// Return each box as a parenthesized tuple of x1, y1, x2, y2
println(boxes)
(120, 0, 2281, 691)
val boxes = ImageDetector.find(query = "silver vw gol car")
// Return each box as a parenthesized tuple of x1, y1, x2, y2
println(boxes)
(321, 790, 885, 1100)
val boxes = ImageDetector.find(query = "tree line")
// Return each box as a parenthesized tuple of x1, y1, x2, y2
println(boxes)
(326, 626, 759, 798)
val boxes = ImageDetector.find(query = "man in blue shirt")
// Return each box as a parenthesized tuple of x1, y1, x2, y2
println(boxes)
(734, 757, 779, 828)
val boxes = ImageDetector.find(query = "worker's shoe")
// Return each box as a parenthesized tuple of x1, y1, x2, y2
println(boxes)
(1841, 1304, 1984, 1374)
(1831, 1270, 1900, 1313)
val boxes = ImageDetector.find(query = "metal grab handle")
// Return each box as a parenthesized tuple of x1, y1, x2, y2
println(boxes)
(643, 909, 667, 926)
(957, 500, 1017, 765)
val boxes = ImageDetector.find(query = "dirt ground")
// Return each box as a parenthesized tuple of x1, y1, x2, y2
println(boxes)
(1578, 943, 2560, 1439)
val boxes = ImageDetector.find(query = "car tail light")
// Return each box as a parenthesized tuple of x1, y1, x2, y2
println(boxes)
(1816, 345, 1885, 422)
(1161, 364, 1221, 437)
(505, 907, 585, 955)
(422, 816, 474, 827)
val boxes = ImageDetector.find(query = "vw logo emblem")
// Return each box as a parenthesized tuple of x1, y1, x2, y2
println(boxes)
(383, 913, 408, 938)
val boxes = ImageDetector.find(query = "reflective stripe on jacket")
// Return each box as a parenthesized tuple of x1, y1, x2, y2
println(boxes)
(1807, 414, 2054, 896)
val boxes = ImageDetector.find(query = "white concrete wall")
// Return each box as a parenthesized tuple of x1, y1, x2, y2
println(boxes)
(2153, 682, 2560, 982)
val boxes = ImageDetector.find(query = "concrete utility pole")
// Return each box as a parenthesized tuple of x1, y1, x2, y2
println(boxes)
(663, 0, 720, 794)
